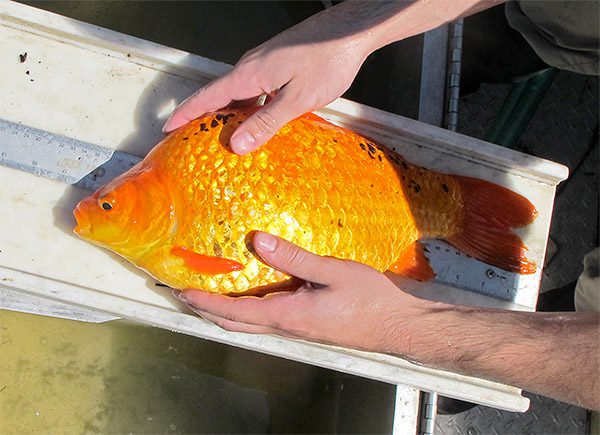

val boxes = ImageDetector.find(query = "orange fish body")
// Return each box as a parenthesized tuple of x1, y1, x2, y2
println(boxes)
(74, 107, 537, 295)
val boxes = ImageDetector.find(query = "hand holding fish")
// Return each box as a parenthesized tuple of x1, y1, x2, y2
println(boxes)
(162, 2, 374, 154)
(176, 231, 425, 350)
(163, 0, 498, 154)
(177, 232, 600, 411)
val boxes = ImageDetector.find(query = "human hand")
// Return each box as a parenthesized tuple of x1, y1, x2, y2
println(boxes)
(174, 232, 429, 353)
(162, 4, 380, 155)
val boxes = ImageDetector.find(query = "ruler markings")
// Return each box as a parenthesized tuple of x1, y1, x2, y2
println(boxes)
(0, 118, 141, 191)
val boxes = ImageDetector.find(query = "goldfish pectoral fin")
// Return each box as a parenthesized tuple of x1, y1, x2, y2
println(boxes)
(388, 242, 436, 281)
(171, 246, 244, 275)
(447, 175, 537, 274)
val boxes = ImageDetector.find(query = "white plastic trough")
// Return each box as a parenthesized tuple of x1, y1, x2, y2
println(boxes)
(0, 1, 568, 413)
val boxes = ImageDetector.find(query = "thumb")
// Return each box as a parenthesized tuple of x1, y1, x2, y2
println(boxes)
(253, 232, 339, 285)
(230, 89, 304, 155)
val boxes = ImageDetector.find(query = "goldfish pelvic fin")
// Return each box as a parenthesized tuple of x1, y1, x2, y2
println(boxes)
(447, 175, 538, 274)
(171, 246, 244, 275)
(388, 242, 436, 281)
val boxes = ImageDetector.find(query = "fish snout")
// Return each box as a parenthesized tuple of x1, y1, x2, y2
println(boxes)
(73, 202, 91, 237)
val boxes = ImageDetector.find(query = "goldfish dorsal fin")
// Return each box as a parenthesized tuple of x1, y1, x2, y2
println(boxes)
(388, 242, 436, 281)
(171, 246, 244, 275)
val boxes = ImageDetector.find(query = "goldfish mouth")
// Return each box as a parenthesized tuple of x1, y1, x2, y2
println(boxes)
(73, 204, 90, 236)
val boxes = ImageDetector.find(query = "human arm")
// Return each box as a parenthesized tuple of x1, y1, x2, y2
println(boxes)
(176, 232, 600, 410)
(163, 0, 506, 154)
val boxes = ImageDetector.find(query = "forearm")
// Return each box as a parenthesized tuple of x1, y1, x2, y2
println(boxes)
(302, 0, 507, 55)
(390, 301, 600, 409)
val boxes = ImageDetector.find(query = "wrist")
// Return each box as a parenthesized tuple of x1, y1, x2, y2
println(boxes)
(375, 294, 446, 359)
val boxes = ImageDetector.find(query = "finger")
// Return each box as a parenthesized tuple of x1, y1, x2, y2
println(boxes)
(229, 87, 306, 155)
(187, 304, 298, 338)
(177, 289, 293, 329)
(162, 74, 257, 133)
(253, 232, 341, 285)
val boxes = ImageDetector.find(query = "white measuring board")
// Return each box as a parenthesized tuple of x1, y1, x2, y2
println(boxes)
(0, 1, 569, 412)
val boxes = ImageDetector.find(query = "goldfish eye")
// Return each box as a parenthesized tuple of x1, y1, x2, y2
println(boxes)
(101, 201, 113, 211)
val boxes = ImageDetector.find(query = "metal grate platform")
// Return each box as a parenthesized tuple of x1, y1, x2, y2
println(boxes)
(435, 70, 599, 435)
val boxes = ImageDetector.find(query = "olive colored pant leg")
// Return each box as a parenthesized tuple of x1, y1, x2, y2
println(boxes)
(575, 247, 600, 312)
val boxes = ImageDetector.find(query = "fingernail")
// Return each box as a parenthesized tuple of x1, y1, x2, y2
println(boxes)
(255, 232, 277, 253)
(162, 118, 178, 133)
(230, 131, 256, 155)
(172, 289, 188, 302)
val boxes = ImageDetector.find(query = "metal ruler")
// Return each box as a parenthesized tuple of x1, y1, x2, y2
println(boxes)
(0, 118, 141, 191)
(0, 118, 141, 322)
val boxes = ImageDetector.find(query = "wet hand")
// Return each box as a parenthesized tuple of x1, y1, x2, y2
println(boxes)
(175, 232, 428, 353)
(162, 5, 374, 155)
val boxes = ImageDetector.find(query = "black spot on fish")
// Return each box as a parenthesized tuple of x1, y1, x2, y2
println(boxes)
(414, 184, 421, 193)
(368, 153, 375, 159)
(183, 137, 189, 141)
(194, 132, 198, 135)
(401, 161, 409, 170)
(215, 113, 225, 120)
(333, 139, 338, 143)
(200, 123, 208, 132)
(442, 183, 449, 193)
(378, 155, 382, 162)
(213, 242, 223, 257)
(210, 119, 219, 128)
(367, 144, 376, 154)
(359, 143, 366, 151)
(337, 218, 343, 228)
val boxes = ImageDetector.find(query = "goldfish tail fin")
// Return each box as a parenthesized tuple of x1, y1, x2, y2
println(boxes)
(389, 242, 436, 281)
(447, 175, 538, 274)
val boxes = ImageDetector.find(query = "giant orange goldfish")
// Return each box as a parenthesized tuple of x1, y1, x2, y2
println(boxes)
(73, 107, 537, 295)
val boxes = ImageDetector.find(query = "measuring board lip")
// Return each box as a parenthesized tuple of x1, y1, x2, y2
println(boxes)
(0, 118, 141, 191)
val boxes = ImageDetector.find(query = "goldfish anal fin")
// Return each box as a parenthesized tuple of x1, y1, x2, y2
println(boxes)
(171, 246, 244, 275)
(447, 175, 538, 274)
(388, 242, 436, 281)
